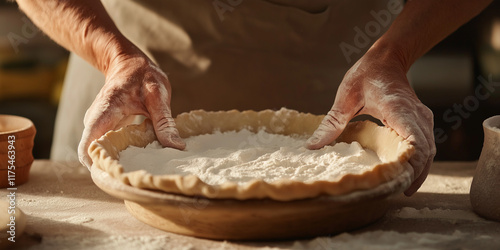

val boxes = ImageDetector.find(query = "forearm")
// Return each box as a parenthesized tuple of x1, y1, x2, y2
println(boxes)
(371, 0, 493, 71)
(16, 0, 142, 74)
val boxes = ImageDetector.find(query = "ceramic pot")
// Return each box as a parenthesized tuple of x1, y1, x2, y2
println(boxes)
(0, 115, 36, 188)
(470, 115, 500, 221)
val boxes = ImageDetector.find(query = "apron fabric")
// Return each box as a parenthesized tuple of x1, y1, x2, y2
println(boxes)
(51, 0, 397, 160)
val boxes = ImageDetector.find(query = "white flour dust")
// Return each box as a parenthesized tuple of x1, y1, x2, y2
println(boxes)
(119, 129, 382, 184)
(393, 207, 485, 223)
(291, 230, 498, 250)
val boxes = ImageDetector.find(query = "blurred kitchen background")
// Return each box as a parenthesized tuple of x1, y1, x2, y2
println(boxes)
(1, 1, 67, 159)
(0, 1, 499, 161)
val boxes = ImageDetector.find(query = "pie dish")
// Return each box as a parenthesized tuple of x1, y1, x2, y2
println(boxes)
(90, 163, 413, 240)
(89, 109, 415, 201)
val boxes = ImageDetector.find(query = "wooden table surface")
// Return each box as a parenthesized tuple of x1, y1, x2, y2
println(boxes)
(2, 160, 500, 249)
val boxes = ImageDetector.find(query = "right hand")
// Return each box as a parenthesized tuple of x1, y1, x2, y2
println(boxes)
(306, 48, 436, 196)
(78, 55, 186, 169)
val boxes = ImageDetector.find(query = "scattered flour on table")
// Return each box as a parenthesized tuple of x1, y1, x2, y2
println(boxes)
(29, 231, 500, 250)
(31, 235, 282, 250)
(392, 207, 485, 223)
(119, 129, 382, 184)
(30, 235, 195, 250)
(291, 230, 499, 250)
(61, 216, 95, 224)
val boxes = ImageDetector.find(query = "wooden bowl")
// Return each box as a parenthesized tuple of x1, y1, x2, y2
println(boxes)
(91, 162, 412, 240)
(0, 115, 36, 188)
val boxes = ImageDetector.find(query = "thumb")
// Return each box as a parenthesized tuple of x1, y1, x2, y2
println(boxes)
(306, 106, 356, 150)
(78, 127, 93, 169)
(146, 98, 186, 150)
(152, 114, 186, 150)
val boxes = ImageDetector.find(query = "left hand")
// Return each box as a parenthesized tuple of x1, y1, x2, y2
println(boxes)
(78, 56, 186, 169)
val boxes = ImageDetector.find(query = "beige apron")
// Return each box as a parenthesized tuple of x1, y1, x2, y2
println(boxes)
(51, 0, 398, 160)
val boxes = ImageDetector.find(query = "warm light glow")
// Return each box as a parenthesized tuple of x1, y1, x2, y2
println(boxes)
(491, 18, 500, 51)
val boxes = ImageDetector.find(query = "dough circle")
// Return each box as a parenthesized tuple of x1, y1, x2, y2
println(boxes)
(89, 109, 414, 201)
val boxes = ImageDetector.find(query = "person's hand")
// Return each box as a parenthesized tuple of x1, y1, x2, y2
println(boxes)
(306, 49, 436, 196)
(78, 55, 186, 168)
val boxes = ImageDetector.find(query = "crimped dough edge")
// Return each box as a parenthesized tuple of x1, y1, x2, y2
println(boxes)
(89, 109, 415, 201)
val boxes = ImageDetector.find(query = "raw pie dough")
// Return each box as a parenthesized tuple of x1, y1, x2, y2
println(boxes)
(89, 109, 414, 201)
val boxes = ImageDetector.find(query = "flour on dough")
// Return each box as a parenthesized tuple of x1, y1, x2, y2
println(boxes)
(119, 129, 382, 185)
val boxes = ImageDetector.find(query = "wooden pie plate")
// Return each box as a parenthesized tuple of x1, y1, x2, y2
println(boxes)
(89, 109, 414, 240)
(91, 163, 411, 240)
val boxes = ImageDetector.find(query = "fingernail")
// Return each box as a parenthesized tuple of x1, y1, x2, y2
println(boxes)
(306, 136, 320, 145)
(170, 134, 186, 149)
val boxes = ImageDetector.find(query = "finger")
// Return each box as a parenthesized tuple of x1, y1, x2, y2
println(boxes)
(78, 128, 93, 169)
(144, 83, 186, 150)
(382, 104, 435, 191)
(385, 114, 429, 172)
(150, 113, 186, 150)
(404, 154, 432, 196)
(78, 102, 126, 169)
(306, 107, 358, 150)
(405, 131, 436, 196)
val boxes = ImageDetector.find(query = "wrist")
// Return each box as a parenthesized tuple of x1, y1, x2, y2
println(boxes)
(96, 35, 148, 75)
(364, 38, 412, 73)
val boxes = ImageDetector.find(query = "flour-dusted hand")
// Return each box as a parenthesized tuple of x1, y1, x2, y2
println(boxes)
(305, 0, 494, 195)
(78, 56, 186, 168)
(16, 0, 186, 169)
(306, 49, 436, 196)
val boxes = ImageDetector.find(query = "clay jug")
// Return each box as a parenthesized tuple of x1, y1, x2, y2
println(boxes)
(470, 115, 500, 221)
